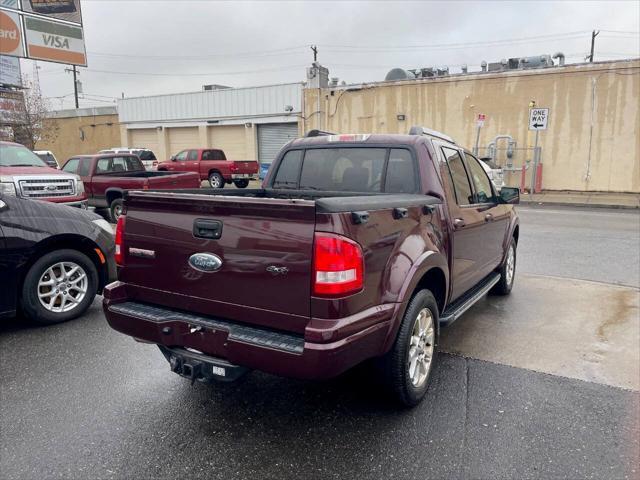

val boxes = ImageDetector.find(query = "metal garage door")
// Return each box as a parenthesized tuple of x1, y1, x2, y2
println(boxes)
(208, 125, 247, 159)
(129, 128, 160, 155)
(257, 123, 298, 164)
(168, 127, 199, 156)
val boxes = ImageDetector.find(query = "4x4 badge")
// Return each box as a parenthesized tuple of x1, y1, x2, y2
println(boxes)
(266, 266, 289, 276)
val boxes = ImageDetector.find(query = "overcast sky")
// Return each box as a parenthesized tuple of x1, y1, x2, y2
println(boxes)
(22, 0, 640, 110)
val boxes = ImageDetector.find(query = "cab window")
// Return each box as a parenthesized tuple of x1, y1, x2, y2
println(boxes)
(175, 151, 188, 161)
(442, 147, 474, 205)
(464, 153, 494, 203)
(187, 150, 198, 161)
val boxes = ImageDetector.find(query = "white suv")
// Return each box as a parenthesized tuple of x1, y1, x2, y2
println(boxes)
(98, 147, 158, 171)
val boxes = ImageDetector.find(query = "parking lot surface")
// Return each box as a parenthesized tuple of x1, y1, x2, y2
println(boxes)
(1, 206, 639, 479)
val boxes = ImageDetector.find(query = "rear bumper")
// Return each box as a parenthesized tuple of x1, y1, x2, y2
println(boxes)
(102, 281, 393, 380)
(230, 174, 256, 180)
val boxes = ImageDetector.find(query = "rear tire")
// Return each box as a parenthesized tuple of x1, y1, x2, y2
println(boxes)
(378, 289, 439, 407)
(209, 172, 224, 189)
(233, 179, 249, 188)
(109, 198, 123, 223)
(20, 249, 98, 325)
(491, 238, 516, 295)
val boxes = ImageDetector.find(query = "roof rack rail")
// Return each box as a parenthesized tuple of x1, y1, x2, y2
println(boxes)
(305, 129, 335, 137)
(408, 126, 455, 144)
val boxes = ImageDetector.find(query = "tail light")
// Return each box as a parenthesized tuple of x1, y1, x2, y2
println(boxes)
(313, 233, 364, 297)
(115, 215, 126, 266)
(229, 163, 240, 173)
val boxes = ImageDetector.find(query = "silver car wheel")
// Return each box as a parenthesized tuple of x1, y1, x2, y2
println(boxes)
(210, 174, 222, 188)
(505, 244, 515, 285)
(37, 262, 88, 313)
(407, 307, 435, 388)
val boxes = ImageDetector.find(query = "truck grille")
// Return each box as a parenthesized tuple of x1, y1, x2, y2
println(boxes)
(18, 178, 75, 198)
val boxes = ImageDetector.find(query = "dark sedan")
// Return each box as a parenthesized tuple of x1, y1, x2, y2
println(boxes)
(0, 194, 116, 324)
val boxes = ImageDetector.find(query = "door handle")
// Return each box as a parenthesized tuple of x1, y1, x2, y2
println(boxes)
(484, 213, 494, 222)
(193, 219, 223, 239)
(453, 218, 466, 229)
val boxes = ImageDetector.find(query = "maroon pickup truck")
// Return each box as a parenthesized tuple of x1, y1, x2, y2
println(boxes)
(103, 127, 520, 406)
(61, 153, 200, 221)
(156, 148, 258, 188)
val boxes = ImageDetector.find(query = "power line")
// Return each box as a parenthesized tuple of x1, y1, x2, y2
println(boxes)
(77, 64, 308, 77)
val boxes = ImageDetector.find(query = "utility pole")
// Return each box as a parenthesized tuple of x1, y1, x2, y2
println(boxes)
(311, 45, 318, 62)
(588, 30, 599, 63)
(64, 65, 80, 108)
(72, 65, 79, 108)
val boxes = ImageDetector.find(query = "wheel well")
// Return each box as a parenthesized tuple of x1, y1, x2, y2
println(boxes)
(105, 190, 122, 206)
(414, 267, 446, 315)
(513, 225, 519, 245)
(208, 169, 222, 177)
(18, 235, 109, 302)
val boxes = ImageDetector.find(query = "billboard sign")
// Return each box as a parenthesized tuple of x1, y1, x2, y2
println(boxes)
(0, 89, 26, 125)
(24, 15, 85, 65)
(21, 0, 82, 25)
(0, 9, 24, 57)
(0, 0, 85, 65)
(0, 54, 22, 86)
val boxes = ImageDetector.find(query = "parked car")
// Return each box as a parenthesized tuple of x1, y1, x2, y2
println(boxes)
(98, 148, 159, 171)
(61, 153, 201, 222)
(259, 162, 271, 181)
(0, 141, 87, 208)
(33, 150, 59, 169)
(479, 156, 505, 191)
(0, 193, 116, 324)
(156, 148, 258, 188)
(103, 127, 520, 407)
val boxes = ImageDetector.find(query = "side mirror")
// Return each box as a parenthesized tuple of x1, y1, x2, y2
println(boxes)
(499, 186, 520, 204)
(170, 155, 176, 161)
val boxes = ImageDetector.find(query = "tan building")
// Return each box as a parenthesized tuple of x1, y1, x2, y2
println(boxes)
(303, 59, 640, 193)
(35, 106, 121, 165)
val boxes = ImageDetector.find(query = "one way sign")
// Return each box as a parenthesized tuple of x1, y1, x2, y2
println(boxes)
(529, 108, 549, 130)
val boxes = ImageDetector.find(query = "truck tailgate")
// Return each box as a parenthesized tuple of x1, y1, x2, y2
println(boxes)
(119, 192, 315, 333)
(232, 161, 259, 174)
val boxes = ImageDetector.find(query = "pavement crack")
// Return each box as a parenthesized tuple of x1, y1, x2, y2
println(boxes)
(458, 357, 471, 479)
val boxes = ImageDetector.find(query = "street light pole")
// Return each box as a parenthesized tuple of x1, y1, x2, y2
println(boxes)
(72, 65, 79, 108)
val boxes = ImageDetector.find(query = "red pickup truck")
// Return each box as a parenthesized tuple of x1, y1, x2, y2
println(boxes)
(104, 127, 520, 407)
(61, 153, 200, 221)
(156, 149, 258, 188)
(0, 141, 88, 208)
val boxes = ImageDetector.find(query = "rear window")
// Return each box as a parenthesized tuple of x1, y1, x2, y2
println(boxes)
(272, 147, 417, 193)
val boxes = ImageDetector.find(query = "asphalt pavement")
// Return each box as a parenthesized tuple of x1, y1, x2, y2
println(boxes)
(1, 206, 639, 480)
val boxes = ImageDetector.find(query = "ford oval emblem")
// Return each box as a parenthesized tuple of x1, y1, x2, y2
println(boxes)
(188, 253, 223, 272)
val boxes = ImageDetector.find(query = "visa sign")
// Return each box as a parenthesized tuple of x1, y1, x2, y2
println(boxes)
(24, 15, 86, 65)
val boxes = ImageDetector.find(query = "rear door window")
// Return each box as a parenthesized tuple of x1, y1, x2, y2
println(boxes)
(272, 150, 303, 189)
(202, 149, 225, 160)
(442, 147, 474, 205)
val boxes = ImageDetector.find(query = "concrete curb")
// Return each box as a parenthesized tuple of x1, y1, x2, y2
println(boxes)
(519, 198, 639, 210)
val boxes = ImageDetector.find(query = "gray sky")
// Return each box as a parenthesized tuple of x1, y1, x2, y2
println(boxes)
(24, 0, 640, 109)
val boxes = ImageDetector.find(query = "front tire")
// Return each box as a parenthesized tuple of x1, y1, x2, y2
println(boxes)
(209, 172, 224, 189)
(233, 179, 249, 188)
(20, 249, 98, 325)
(492, 238, 516, 295)
(378, 289, 438, 407)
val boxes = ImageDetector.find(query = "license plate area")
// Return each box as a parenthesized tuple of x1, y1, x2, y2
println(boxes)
(159, 346, 249, 383)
